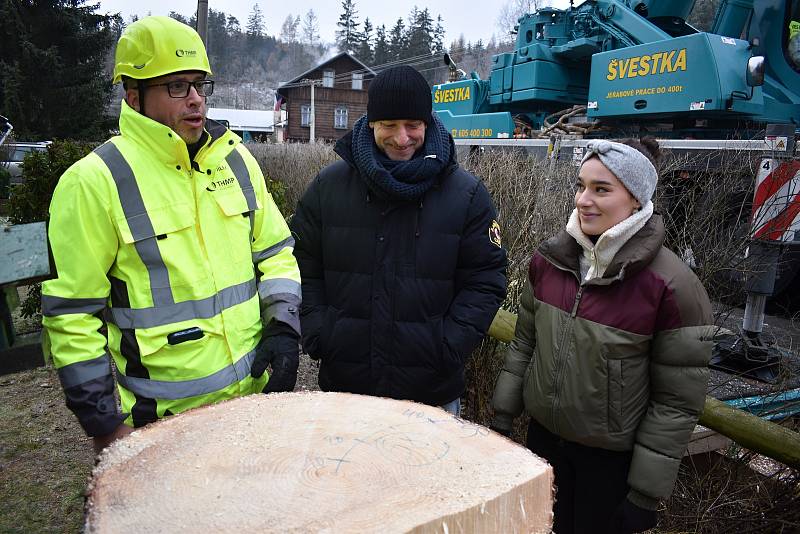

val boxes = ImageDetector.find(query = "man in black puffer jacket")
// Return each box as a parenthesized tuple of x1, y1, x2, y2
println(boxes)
(290, 66, 507, 414)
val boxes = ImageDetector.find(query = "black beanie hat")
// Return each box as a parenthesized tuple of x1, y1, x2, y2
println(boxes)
(367, 65, 432, 124)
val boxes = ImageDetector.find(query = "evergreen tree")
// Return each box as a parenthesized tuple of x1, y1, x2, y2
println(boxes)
(388, 18, 406, 61)
(301, 9, 320, 47)
(168, 11, 190, 25)
(111, 13, 126, 38)
(223, 15, 243, 75)
(206, 9, 232, 75)
(406, 7, 435, 59)
(433, 15, 446, 55)
(245, 3, 266, 58)
(373, 24, 390, 67)
(335, 0, 360, 54)
(246, 3, 265, 38)
(355, 18, 374, 64)
(0, 0, 117, 139)
(405, 8, 438, 83)
(227, 15, 241, 35)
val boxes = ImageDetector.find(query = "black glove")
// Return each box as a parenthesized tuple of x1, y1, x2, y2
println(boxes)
(250, 331, 300, 393)
(611, 498, 657, 534)
(263, 333, 300, 393)
(250, 335, 274, 379)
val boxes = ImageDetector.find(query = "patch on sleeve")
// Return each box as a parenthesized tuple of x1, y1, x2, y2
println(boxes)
(489, 220, 502, 248)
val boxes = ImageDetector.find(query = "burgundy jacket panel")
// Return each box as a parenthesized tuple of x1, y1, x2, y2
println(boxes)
(530, 251, 683, 336)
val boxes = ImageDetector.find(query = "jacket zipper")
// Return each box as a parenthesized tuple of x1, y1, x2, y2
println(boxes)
(550, 285, 584, 434)
(536, 253, 586, 434)
(570, 286, 583, 317)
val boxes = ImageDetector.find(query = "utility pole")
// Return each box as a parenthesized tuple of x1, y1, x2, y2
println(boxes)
(301, 78, 321, 143)
(310, 80, 316, 143)
(196, 0, 209, 44)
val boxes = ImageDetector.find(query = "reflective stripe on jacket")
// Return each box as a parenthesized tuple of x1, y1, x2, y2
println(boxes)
(42, 101, 300, 434)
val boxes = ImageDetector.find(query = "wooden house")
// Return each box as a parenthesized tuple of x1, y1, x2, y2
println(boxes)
(275, 53, 375, 142)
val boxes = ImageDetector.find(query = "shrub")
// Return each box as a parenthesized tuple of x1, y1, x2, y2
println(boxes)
(0, 166, 10, 199)
(264, 177, 288, 218)
(664, 436, 800, 533)
(246, 141, 338, 215)
(7, 140, 97, 225)
(657, 149, 761, 305)
(458, 149, 576, 433)
(7, 140, 98, 318)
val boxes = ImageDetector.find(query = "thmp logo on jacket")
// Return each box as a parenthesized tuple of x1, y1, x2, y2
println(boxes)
(206, 163, 236, 192)
(206, 176, 236, 192)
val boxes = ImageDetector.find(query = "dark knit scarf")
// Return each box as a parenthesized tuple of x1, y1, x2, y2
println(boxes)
(350, 113, 451, 201)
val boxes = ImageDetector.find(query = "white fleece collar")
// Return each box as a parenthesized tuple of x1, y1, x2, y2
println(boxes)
(566, 201, 654, 281)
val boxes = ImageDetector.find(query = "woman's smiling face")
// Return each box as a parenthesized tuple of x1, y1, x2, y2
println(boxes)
(574, 156, 641, 236)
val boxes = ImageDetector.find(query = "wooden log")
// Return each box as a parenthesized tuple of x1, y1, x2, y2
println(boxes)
(487, 308, 800, 469)
(86, 392, 553, 533)
(700, 396, 800, 468)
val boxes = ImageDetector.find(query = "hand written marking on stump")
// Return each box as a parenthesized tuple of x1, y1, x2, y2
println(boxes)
(303, 407, 490, 474)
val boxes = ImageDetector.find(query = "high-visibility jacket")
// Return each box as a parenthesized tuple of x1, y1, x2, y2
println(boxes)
(42, 101, 301, 435)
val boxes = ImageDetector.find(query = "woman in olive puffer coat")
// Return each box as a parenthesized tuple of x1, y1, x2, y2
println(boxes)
(491, 138, 713, 534)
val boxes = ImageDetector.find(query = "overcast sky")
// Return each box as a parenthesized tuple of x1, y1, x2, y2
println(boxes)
(95, 0, 572, 46)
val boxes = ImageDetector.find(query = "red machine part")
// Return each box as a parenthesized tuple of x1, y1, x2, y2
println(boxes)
(751, 159, 800, 242)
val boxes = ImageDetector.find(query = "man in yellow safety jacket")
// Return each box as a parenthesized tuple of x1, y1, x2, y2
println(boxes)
(42, 16, 301, 453)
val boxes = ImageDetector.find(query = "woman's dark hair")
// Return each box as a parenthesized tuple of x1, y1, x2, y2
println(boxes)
(620, 136, 663, 169)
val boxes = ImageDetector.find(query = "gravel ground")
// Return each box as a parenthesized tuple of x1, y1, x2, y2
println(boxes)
(295, 354, 320, 392)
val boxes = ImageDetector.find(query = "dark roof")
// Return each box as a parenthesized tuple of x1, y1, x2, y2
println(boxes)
(277, 52, 376, 92)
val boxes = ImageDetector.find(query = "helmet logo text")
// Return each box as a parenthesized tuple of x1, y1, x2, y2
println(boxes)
(175, 49, 198, 58)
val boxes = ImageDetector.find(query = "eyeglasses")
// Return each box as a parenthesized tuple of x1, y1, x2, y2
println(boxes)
(145, 80, 215, 98)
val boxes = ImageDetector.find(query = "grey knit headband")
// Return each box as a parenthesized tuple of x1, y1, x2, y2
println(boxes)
(580, 140, 658, 206)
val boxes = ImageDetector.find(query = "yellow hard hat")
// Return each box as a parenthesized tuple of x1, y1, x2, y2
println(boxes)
(112, 16, 212, 84)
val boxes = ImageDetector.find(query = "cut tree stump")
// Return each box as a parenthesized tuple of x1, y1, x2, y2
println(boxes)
(86, 392, 553, 533)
